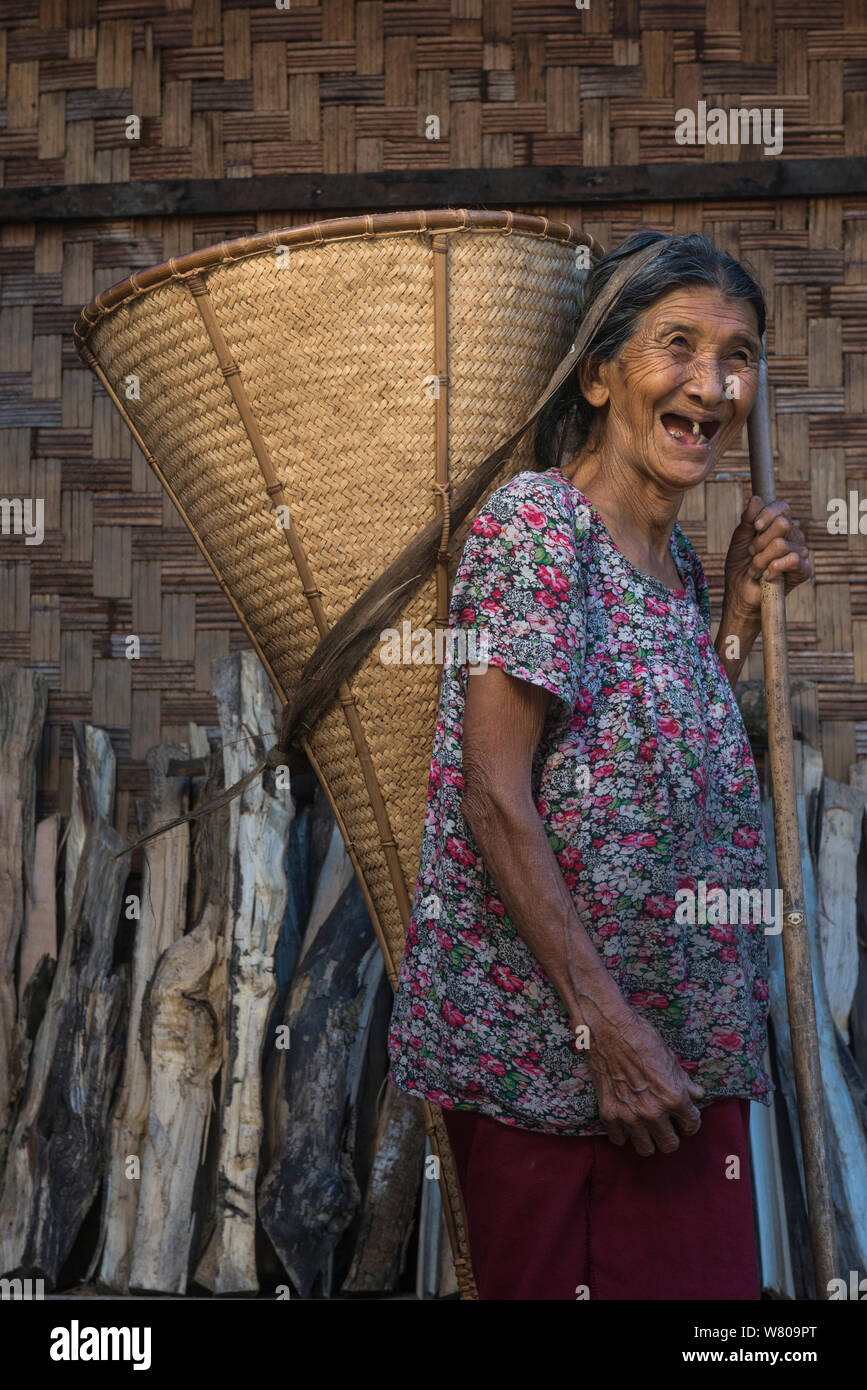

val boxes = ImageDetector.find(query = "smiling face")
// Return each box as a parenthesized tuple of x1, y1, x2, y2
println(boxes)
(578, 286, 761, 495)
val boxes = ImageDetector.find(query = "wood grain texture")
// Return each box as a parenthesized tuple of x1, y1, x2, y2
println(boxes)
(94, 742, 189, 1292)
(18, 811, 58, 1008)
(340, 1082, 426, 1295)
(0, 665, 46, 1133)
(128, 906, 224, 1294)
(193, 651, 291, 1295)
(0, 817, 128, 1286)
(762, 791, 867, 1284)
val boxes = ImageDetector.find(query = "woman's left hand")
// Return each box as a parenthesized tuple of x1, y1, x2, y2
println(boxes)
(724, 495, 812, 622)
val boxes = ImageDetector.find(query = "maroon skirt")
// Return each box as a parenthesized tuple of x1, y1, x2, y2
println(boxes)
(442, 1097, 761, 1301)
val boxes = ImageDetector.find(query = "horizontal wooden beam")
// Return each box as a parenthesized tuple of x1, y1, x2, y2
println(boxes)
(2, 157, 865, 222)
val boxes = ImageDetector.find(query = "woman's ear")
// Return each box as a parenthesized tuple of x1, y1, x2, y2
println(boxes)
(578, 356, 610, 409)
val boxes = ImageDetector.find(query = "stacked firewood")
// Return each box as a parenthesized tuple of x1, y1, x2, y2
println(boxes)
(735, 680, 867, 1295)
(0, 656, 449, 1299)
(2, 656, 866, 1298)
(755, 740, 867, 1297)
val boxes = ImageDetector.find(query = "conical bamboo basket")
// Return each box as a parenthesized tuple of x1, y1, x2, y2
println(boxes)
(74, 208, 598, 1299)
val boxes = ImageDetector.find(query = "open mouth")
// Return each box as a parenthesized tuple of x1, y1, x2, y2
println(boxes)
(660, 412, 722, 448)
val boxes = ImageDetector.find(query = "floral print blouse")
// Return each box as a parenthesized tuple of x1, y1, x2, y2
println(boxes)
(387, 466, 771, 1135)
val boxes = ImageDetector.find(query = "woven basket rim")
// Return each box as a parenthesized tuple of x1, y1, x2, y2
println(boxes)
(73, 206, 602, 359)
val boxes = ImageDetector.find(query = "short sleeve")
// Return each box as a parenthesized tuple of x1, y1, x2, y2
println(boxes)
(448, 475, 586, 720)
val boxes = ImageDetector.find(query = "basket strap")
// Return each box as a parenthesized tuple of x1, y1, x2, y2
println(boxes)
(276, 236, 669, 757)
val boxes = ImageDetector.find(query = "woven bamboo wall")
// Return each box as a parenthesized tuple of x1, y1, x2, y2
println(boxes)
(0, 0, 866, 834)
(1, 0, 866, 179)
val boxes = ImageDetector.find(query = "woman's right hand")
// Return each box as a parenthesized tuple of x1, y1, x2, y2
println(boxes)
(584, 1007, 705, 1156)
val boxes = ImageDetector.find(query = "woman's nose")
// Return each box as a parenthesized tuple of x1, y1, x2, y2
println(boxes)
(685, 355, 728, 404)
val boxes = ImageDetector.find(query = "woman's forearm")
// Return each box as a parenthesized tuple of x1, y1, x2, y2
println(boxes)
(463, 788, 631, 1041)
(714, 600, 762, 688)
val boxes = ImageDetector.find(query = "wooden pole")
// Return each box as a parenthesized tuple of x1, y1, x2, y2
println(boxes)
(746, 349, 839, 1296)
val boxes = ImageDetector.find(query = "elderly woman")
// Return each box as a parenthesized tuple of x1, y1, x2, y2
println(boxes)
(386, 230, 811, 1301)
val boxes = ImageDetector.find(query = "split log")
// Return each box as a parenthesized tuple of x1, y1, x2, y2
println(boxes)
(849, 758, 867, 795)
(267, 791, 386, 1296)
(259, 793, 316, 1253)
(0, 666, 46, 1132)
(836, 1033, 867, 1136)
(187, 740, 232, 1284)
(749, 1044, 796, 1297)
(795, 742, 824, 865)
(128, 741, 228, 1294)
(815, 785, 859, 1041)
(341, 1081, 426, 1294)
(18, 813, 59, 1007)
(0, 954, 55, 1175)
(415, 1147, 459, 1299)
(793, 741, 824, 818)
(416, 1137, 444, 1299)
(64, 722, 115, 927)
(272, 776, 333, 1002)
(337, 963, 414, 1291)
(129, 919, 224, 1292)
(298, 816, 356, 965)
(3, 812, 59, 1170)
(761, 791, 867, 1280)
(258, 873, 380, 1299)
(94, 744, 189, 1292)
(310, 777, 343, 889)
(767, 1061, 814, 1300)
(0, 819, 128, 1285)
(186, 723, 223, 930)
(262, 782, 433, 1299)
(281, 799, 312, 977)
(194, 652, 292, 1295)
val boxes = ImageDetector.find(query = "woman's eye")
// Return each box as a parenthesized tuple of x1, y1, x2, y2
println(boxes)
(667, 336, 690, 349)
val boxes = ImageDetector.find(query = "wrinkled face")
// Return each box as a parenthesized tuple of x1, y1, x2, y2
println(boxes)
(581, 286, 761, 491)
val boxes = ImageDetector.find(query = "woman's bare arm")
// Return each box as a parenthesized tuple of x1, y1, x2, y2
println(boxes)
(462, 666, 627, 1044)
(714, 603, 762, 688)
(461, 663, 704, 1155)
